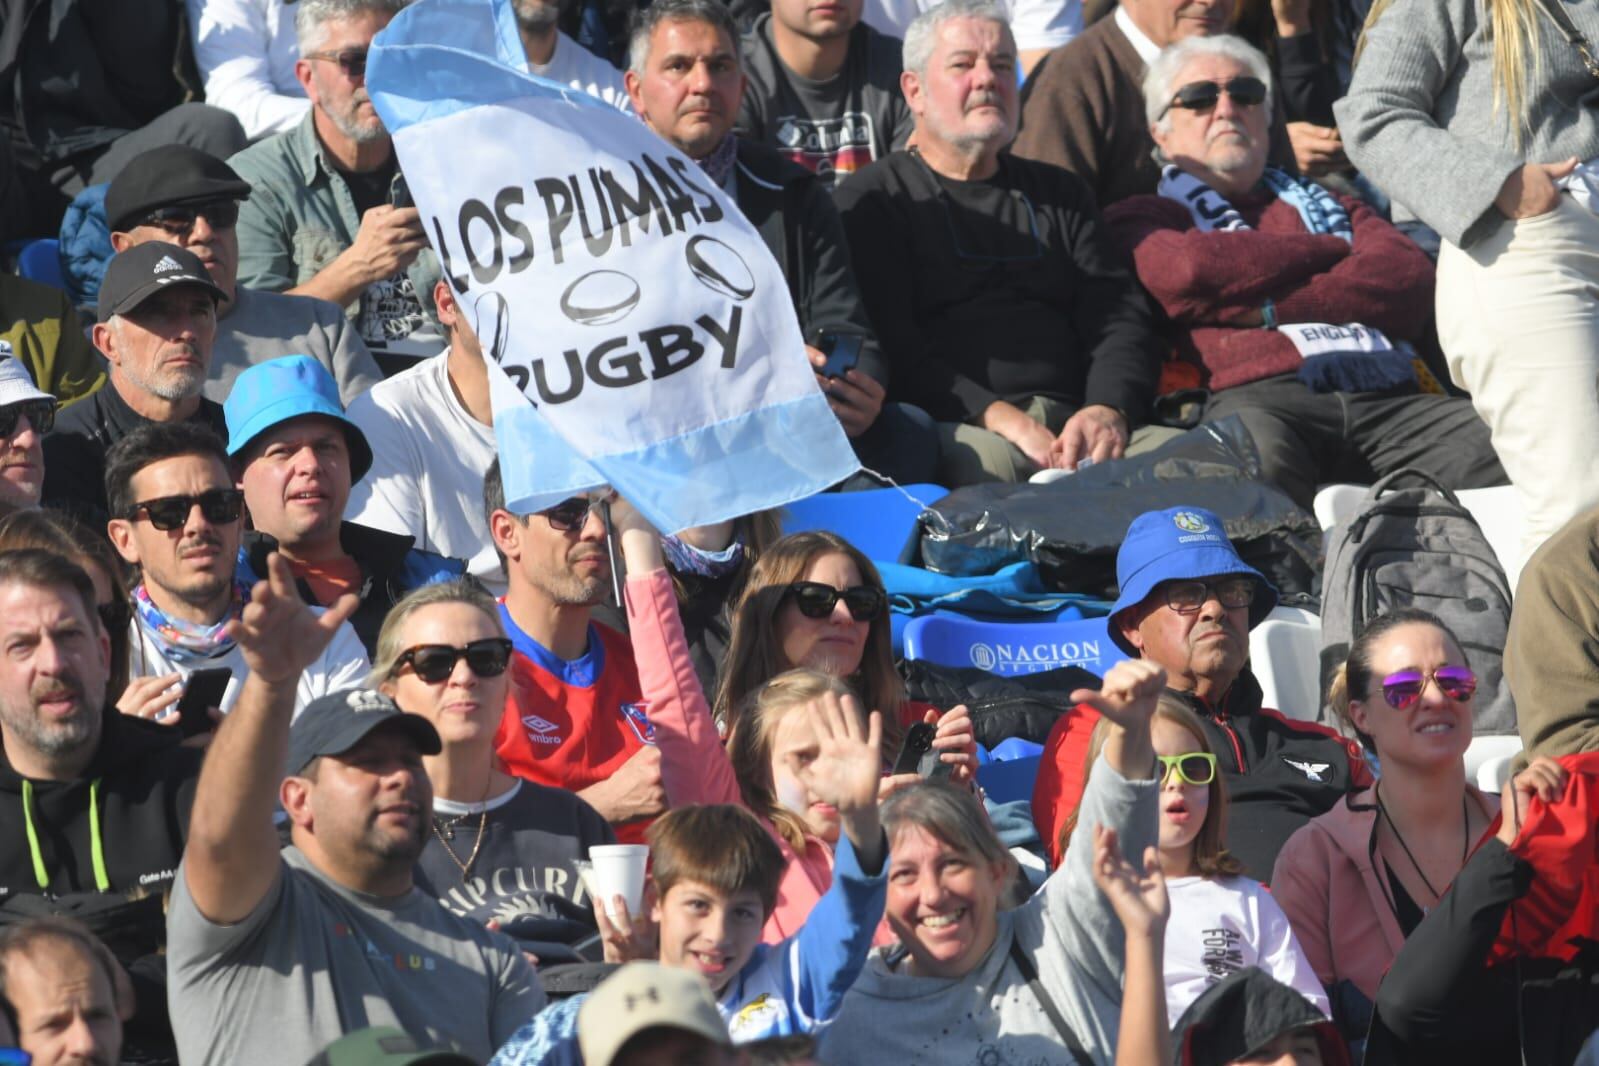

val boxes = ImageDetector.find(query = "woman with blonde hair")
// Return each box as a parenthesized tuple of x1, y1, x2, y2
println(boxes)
(1338, 0, 1599, 567)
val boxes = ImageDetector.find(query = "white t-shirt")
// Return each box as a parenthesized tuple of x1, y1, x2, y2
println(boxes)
(185, 0, 308, 139)
(861, 0, 1081, 52)
(127, 610, 370, 718)
(527, 31, 633, 113)
(345, 349, 506, 595)
(1163, 875, 1331, 1027)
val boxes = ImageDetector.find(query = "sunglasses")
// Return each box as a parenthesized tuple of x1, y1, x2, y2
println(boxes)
(136, 199, 240, 235)
(1162, 577, 1256, 614)
(540, 496, 603, 533)
(1158, 751, 1218, 787)
(1380, 666, 1477, 710)
(0, 398, 55, 439)
(786, 581, 886, 621)
(391, 638, 514, 684)
(126, 489, 245, 532)
(1159, 76, 1269, 118)
(305, 47, 368, 78)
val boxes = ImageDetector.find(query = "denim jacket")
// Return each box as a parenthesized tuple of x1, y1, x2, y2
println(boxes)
(227, 112, 442, 353)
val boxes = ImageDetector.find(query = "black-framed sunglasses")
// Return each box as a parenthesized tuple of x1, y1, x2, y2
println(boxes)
(0, 398, 55, 438)
(786, 581, 886, 621)
(305, 47, 369, 78)
(126, 489, 245, 532)
(540, 496, 602, 533)
(1162, 577, 1257, 614)
(1380, 666, 1477, 710)
(390, 638, 514, 684)
(1158, 76, 1269, 119)
(137, 199, 241, 235)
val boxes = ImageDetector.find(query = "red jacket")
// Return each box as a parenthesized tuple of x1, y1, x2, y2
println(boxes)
(1489, 750, 1599, 963)
(1103, 188, 1435, 392)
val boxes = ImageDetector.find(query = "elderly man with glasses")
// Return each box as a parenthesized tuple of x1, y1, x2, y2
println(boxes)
(1033, 504, 1372, 879)
(105, 145, 381, 405)
(836, 0, 1170, 486)
(1103, 34, 1506, 510)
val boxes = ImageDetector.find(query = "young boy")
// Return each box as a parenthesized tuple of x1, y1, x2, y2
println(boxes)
(491, 701, 889, 1064)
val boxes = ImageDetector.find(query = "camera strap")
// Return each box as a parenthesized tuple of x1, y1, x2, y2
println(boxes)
(1007, 935, 1090, 1064)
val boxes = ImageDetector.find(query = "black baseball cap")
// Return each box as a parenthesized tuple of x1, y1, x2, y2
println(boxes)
(285, 689, 442, 777)
(104, 145, 253, 233)
(96, 242, 228, 324)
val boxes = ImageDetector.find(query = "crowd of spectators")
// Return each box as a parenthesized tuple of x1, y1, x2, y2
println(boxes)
(2, 0, 1599, 1061)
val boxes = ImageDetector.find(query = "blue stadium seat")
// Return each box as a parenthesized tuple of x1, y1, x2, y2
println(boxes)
(8, 239, 66, 291)
(781, 483, 948, 563)
(902, 612, 1129, 678)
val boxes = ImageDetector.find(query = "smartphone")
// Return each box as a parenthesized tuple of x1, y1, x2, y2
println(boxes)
(890, 721, 951, 781)
(174, 668, 232, 738)
(810, 329, 865, 380)
(390, 173, 414, 210)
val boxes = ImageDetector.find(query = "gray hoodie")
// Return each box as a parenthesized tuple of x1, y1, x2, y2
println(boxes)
(819, 759, 1159, 1065)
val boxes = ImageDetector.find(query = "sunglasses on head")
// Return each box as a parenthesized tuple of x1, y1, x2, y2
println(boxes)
(1380, 665, 1477, 710)
(1158, 751, 1218, 787)
(1162, 577, 1256, 614)
(126, 489, 245, 532)
(540, 496, 602, 533)
(391, 638, 514, 684)
(0, 398, 55, 439)
(305, 47, 368, 78)
(136, 199, 240, 235)
(786, 581, 886, 621)
(1159, 76, 1269, 118)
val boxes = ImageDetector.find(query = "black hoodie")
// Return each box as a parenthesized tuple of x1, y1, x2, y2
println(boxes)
(1173, 967, 1350, 1066)
(0, 709, 202, 903)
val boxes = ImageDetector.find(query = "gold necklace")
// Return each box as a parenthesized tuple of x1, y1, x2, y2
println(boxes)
(431, 774, 493, 881)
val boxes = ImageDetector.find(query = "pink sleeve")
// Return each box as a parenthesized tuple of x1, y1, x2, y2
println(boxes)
(624, 569, 741, 807)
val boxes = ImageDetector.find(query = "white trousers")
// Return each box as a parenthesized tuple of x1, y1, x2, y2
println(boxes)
(1437, 195, 1599, 577)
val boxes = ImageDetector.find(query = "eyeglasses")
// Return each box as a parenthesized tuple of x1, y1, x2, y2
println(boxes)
(540, 496, 603, 533)
(1162, 577, 1256, 614)
(1379, 666, 1477, 710)
(1158, 76, 1269, 119)
(126, 489, 245, 531)
(391, 639, 514, 683)
(97, 599, 131, 633)
(1158, 751, 1218, 787)
(305, 47, 368, 78)
(0, 398, 55, 438)
(786, 581, 886, 621)
(136, 199, 240, 236)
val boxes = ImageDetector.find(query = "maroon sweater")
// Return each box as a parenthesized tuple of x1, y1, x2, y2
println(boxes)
(1104, 187, 1435, 391)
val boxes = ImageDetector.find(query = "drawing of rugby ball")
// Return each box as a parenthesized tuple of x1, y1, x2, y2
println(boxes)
(685, 235, 755, 301)
(560, 270, 642, 326)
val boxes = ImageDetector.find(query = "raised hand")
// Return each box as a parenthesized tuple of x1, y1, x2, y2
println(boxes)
(798, 691, 883, 817)
(1497, 756, 1567, 846)
(1071, 659, 1166, 732)
(226, 553, 359, 686)
(927, 704, 978, 787)
(591, 885, 659, 964)
(1091, 825, 1169, 938)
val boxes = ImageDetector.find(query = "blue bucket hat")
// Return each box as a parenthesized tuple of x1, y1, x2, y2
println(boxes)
(1107, 506, 1278, 655)
(224, 356, 373, 482)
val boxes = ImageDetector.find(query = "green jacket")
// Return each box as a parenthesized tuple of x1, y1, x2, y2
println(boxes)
(0, 275, 103, 405)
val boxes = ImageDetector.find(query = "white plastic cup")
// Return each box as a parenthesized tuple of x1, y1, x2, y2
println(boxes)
(587, 844, 649, 924)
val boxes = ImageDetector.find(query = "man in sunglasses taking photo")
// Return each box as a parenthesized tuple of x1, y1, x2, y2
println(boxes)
(104, 421, 369, 724)
(1033, 505, 1371, 880)
(104, 145, 382, 406)
(1103, 35, 1506, 511)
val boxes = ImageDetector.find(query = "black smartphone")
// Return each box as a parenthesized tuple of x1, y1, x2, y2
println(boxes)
(810, 329, 865, 380)
(175, 668, 232, 738)
(892, 721, 937, 777)
(390, 173, 414, 210)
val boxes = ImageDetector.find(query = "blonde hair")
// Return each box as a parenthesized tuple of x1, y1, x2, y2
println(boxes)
(726, 669, 859, 853)
(1058, 695, 1244, 878)
(367, 579, 504, 688)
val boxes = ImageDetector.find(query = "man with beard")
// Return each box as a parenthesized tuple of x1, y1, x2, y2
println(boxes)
(228, 0, 445, 368)
(509, 0, 632, 110)
(835, 0, 1166, 486)
(0, 550, 198, 1057)
(104, 422, 368, 724)
(484, 460, 666, 844)
(1102, 35, 1505, 510)
(165, 567, 542, 1066)
(42, 242, 229, 525)
(1032, 505, 1371, 879)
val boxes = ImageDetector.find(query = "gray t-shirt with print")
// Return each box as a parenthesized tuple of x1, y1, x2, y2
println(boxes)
(166, 845, 545, 1066)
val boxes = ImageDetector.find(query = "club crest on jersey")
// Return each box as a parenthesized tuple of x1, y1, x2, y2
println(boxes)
(620, 701, 656, 744)
(1283, 757, 1331, 783)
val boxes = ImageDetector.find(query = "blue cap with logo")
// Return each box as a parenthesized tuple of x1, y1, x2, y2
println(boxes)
(224, 355, 373, 482)
(1107, 506, 1278, 655)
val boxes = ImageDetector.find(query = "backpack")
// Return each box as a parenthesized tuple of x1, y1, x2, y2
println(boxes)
(1318, 469, 1516, 735)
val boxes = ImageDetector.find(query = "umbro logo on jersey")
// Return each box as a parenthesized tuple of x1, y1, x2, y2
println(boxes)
(521, 715, 564, 746)
(153, 255, 185, 273)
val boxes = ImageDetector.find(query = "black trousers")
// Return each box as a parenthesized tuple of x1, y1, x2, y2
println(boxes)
(1203, 374, 1508, 509)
